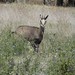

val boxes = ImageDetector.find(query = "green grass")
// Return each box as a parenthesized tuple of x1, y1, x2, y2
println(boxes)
(0, 3, 75, 75)
(0, 26, 75, 75)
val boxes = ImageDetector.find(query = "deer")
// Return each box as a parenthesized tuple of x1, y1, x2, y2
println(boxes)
(12, 14, 48, 52)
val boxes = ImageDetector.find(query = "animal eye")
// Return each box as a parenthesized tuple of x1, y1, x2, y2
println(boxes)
(40, 21, 42, 24)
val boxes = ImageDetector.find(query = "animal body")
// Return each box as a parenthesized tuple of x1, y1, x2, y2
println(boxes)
(12, 14, 48, 52)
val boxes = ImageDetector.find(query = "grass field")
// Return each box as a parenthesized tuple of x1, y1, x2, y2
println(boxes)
(0, 4, 75, 75)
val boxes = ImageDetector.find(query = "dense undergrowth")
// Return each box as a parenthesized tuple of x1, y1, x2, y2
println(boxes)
(0, 26, 75, 75)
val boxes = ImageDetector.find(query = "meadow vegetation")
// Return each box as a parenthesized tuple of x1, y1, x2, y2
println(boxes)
(0, 4, 75, 75)
(0, 24, 75, 75)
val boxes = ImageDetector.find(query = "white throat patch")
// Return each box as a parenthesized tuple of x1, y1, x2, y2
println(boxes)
(41, 19, 45, 25)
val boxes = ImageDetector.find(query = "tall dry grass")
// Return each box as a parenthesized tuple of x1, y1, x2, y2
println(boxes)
(0, 4, 75, 36)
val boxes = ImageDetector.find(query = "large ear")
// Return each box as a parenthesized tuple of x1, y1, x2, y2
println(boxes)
(45, 15, 49, 20)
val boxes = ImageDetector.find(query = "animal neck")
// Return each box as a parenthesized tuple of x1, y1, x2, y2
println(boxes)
(40, 25, 45, 34)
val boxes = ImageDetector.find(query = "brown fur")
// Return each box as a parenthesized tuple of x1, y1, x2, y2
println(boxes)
(13, 15, 48, 52)
(15, 26, 41, 41)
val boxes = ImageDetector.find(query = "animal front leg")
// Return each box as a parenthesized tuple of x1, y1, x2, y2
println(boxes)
(33, 44, 39, 52)
(31, 42, 39, 52)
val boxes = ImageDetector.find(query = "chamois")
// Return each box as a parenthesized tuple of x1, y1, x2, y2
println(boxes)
(12, 14, 48, 52)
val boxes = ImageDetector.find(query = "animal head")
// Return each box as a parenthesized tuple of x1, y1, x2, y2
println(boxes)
(40, 14, 49, 27)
